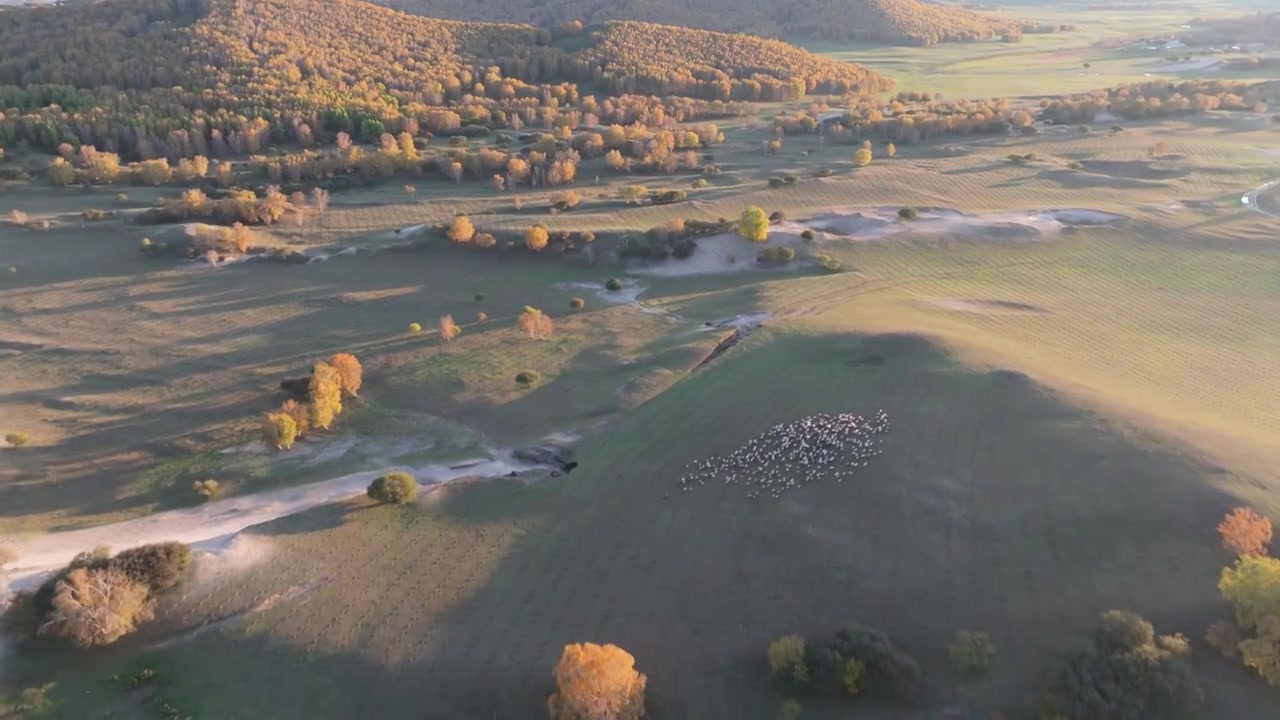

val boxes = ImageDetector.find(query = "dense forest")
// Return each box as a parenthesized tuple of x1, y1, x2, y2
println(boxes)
(368, 0, 1028, 46)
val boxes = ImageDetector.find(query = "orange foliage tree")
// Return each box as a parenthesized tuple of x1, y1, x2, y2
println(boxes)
(328, 353, 363, 397)
(1220, 507, 1273, 557)
(548, 642, 646, 720)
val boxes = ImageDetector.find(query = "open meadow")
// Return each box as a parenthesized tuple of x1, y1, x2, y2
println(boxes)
(1, 0, 1280, 717)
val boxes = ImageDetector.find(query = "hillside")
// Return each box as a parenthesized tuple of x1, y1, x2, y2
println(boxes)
(0, 0, 887, 155)
(368, 0, 1023, 45)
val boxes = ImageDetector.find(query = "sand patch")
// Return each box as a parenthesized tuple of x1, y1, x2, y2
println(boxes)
(1154, 57, 1221, 73)
(555, 280, 647, 304)
(926, 298, 1048, 314)
(805, 207, 1124, 241)
(626, 233, 809, 278)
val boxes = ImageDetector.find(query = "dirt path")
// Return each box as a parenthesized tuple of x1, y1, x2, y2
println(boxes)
(0, 451, 537, 595)
(1243, 180, 1280, 219)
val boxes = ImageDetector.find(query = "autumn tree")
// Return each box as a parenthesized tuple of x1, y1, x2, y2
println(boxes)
(738, 206, 769, 242)
(311, 187, 330, 213)
(518, 307, 553, 340)
(263, 411, 298, 450)
(768, 635, 809, 686)
(47, 158, 76, 186)
(1220, 507, 1272, 557)
(38, 568, 155, 648)
(439, 314, 461, 343)
(308, 362, 343, 430)
(525, 225, 550, 251)
(278, 399, 310, 437)
(605, 149, 626, 170)
(548, 642, 647, 720)
(448, 215, 476, 243)
(328, 353, 363, 397)
(853, 147, 873, 167)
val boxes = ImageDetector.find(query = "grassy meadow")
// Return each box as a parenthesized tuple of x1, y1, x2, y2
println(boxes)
(2, 1, 1280, 717)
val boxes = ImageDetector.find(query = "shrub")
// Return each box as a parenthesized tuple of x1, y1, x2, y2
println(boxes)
(515, 370, 543, 388)
(569, 297, 585, 310)
(1044, 611, 1202, 719)
(5, 432, 30, 448)
(580, 231, 596, 244)
(852, 148, 873, 167)
(81, 209, 111, 221)
(517, 307, 553, 340)
(800, 229, 815, 241)
(38, 568, 155, 648)
(108, 542, 192, 594)
(692, 178, 710, 189)
(897, 207, 919, 221)
(366, 472, 418, 504)
(1219, 507, 1272, 557)
(1206, 620, 1241, 657)
(548, 643, 646, 720)
(948, 630, 996, 676)
(1078, 125, 1091, 133)
(474, 232, 497, 248)
(767, 177, 785, 189)
(1110, 125, 1124, 134)
(408, 322, 423, 334)
(650, 189, 687, 205)
(769, 210, 786, 222)
(476, 311, 488, 322)
(605, 278, 623, 291)
(738, 206, 769, 242)
(757, 247, 796, 264)
(815, 168, 834, 177)
(9, 209, 28, 227)
(1066, 161, 1084, 170)
(783, 175, 799, 185)
(474, 293, 486, 302)
(768, 635, 810, 687)
(777, 699, 802, 720)
(551, 191, 581, 211)
(192, 479, 221, 501)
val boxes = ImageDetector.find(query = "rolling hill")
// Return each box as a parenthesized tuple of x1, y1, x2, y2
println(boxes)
(366, 0, 1024, 45)
(0, 0, 887, 155)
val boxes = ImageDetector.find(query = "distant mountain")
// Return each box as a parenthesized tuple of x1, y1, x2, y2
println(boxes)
(367, 0, 1023, 45)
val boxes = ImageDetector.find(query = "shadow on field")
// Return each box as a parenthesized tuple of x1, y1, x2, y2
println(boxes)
(8, 338, 1277, 716)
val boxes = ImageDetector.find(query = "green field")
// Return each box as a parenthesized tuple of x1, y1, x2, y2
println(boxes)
(3, 1, 1280, 717)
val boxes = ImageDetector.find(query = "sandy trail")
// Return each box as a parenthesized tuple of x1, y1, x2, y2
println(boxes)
(0, 451, 538, 594)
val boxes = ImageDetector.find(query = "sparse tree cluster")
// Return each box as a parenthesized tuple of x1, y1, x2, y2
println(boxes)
(262, 354, 361, 449)
(1213, 507, 1280, 687)
(765, 626, 921, 700)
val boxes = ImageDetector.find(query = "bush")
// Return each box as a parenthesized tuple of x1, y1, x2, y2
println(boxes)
(569, 297, 585, 310)
(769, 210, 786, 222)
(650, 189, 687, 205)
(1066, 161, 1084, 170)
(5, 432, 30, 448)
(816, 254, 842, 272)
(549, 643, 646, 720)
(81, 209, 112, 221)
(1219, 507, 1273, 557)
(783, 175, 799, 185)
(691, 178, 710, 189)
(408, 322, 422, 334)
(800, 229, 815, 241)
(757, 247, 796, 264)
(605, 278, 623, 291)
(367, 472, 418, 504)
(107, 542, 193, 594)
(815, 168, 834, 177)
(1078, 125, 1091, 133)
(474, 293, 485, 302)
(897, 207, 919, 221)
(1044, 611, 1202, 719)
(777, 699, 802, 720)
(193, 479, 221, 501)
(769, 635, 810, 687)
(515, 369, 543, 388)
(948, 630, 996, 676)
(767, 177, 785, 189)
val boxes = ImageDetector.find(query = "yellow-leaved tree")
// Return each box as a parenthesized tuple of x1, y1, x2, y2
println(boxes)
(263, 411, 297, 450)
(526, 225, 550, 251)
(308, 362, 343, 430)
(517, 306, 554, 340)
(448, 215, 475, 243)
(548, 642, 646, 720)
(737, 206, 769, 242)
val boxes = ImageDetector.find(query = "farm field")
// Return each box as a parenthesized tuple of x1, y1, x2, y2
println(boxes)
(2, 0, 1280, 717)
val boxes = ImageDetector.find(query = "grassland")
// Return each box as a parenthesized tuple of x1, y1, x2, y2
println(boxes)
(2, 1, 1280, 716)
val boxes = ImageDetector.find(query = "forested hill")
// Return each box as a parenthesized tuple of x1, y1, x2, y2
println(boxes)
(367, 0, 1025, 45)
(0, 0, 887, 155)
